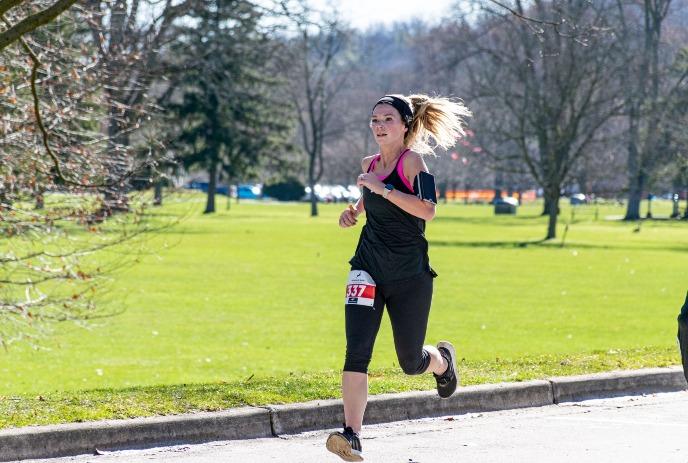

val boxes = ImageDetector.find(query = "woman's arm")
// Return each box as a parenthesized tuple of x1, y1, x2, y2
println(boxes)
(353, 156, 374, 216)
(385, 185, 435, 221)
(352, 195, 365, 215)
(356, 151, 436, 221)
(338, 156, 372, 228)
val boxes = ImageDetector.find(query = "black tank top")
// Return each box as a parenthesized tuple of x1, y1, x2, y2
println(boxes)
(349, 150, 433, 284)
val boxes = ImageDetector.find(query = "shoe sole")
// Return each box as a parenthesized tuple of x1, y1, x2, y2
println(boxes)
(437, 340, 458, 398)
(326, 433, 363, 462)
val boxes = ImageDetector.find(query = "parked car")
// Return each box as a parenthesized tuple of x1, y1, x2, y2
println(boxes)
(302, 184, 361, 203)
(186, 181, 229, 196)
(569, 193, 587, 205)
(236, 184, 262, 199)
(494, 196, 519, 215)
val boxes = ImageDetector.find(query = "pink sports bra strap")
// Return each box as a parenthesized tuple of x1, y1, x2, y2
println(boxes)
(395, 149, 415, 191)
(367, 154, 381, 173)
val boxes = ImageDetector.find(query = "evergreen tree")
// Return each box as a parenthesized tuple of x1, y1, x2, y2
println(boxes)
(165, 0, 294, 213)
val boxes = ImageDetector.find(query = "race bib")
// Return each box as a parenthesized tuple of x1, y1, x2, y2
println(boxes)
(345, 270, 376, 307)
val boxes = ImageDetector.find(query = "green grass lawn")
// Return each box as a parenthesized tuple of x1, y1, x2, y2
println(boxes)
(0, 193, 686, 428)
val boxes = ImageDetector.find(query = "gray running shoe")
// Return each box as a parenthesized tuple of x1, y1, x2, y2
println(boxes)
(434, 340, 458, 398)
(326, 426, 363, 462)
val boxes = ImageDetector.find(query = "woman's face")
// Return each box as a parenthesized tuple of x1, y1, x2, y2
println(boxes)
(370, 104, 407, 146)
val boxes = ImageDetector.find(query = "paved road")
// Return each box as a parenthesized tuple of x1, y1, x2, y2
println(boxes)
(27, 391, 688, 463)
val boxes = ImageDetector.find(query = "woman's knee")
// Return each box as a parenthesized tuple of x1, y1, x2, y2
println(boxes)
(397, 349, 430, 375)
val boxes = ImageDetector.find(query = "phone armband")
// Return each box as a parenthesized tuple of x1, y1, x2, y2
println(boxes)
(413, 171, 438, 204)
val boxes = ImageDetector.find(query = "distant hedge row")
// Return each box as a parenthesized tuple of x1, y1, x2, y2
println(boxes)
(263, 179, 305, 201)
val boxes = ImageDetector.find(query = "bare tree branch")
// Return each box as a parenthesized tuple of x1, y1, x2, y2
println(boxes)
(486, 0, 560, 27)
(0, 0, 77, 51)
(0, 0, 23, 18)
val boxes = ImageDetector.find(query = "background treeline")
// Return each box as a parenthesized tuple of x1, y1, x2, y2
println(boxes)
(4, 0, 687, 218)
(161, 0, 688, 231)
(282, 0, 688, 238)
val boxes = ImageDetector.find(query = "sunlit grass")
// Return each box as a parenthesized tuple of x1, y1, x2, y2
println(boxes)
(0, 193, 685, 428)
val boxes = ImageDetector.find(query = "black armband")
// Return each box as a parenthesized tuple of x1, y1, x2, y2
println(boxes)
(413, 171, 437, 204)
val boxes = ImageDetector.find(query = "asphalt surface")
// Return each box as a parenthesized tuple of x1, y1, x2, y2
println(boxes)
(25, 390, 688, 463)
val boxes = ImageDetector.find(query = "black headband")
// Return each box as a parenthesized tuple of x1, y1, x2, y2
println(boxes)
(373, 95, 414, 127)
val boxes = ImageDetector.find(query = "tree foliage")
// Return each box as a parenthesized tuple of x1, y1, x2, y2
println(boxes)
(0, 11, 171, 347)
(278, 2, 351, 216)
(463, 0, 626, 238)
(0, 0, 77, 52)
(163, 0, 294, 213)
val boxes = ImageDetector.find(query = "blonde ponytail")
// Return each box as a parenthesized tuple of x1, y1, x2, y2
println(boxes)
(404, 94, 472, 156)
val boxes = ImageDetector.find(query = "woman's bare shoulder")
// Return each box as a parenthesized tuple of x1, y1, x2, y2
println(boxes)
(361, 154, 378, 172)
(403, 150, 429, 174)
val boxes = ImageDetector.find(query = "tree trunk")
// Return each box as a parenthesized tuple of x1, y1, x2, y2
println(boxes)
(101, 104, 131, 216)
(34, 183, 45, 210)
(670, 193, 680, 218)
(204, 162, 217, 214)
(492, 188, 502, 204)
(542, 196, 559, 217)
(309, 156, 318, 217)
(35, 191, 44, 210)
(153, 180, 163, 206)
(309, 179, 318, 216)
(492, 170, 503, 204)
(545, 189, 560, 240)
(0, 181, 12, 208)
(624, 171, 645, 221)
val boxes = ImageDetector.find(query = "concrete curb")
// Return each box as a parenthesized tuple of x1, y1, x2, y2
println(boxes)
(0, 407, 271, 462)
(269, 379, 554, 435)
(550, 366, 687, 403)
(1, 367, 685, 462)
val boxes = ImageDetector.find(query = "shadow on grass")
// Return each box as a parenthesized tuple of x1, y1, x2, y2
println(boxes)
(429, 239, 688, 253)
(433, 215, 545, 226)
(139, 211, 187, 218)
(430, 239, 549, 249)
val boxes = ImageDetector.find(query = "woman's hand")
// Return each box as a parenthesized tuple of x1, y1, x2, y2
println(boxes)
(339, 204, 359, 228)
(356, 173, 385, 195)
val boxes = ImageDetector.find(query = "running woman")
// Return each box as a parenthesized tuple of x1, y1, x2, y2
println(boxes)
(326, 94, 471, 462)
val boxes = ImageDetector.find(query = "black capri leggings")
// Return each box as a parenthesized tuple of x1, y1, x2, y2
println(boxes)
(344, 270, 434, 375)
